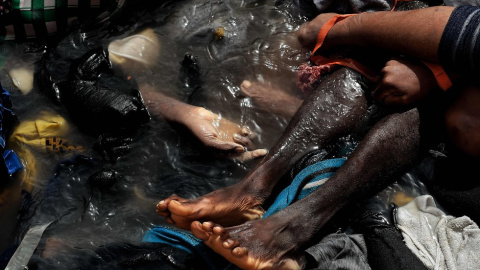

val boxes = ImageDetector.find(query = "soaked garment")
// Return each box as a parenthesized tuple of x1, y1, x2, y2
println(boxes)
(40, 47, 150, 134)
(8, 110, 84, 190)
(350, 207, 429, 270)
(438, 5, 480, 75)
(0, 0, 127, 41)
(304, 233, 371, 270)
(396, 195, 480, 270)
(0, 82, 19, 179)
(421, 154, 480, 225)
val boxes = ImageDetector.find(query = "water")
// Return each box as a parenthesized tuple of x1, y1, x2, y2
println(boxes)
(0, 0, 434, 269)
(0, 0, 313, 268)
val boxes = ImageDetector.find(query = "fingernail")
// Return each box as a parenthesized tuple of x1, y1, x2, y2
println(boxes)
(157, 200, 164, 206)
(171, 200, 181, 205)
(259, 149, 268, 155)
(233, 134, 241, 140)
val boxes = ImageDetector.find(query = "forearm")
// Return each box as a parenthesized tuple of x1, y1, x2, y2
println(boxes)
(325, 6, 454, 62)
(139, 83, 194, 123)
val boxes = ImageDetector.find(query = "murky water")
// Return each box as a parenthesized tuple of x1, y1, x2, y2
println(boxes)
(0, 1, 435, 269)
(0, 0, 314, 268)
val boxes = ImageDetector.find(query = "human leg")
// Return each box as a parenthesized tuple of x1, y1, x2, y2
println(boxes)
(191, 107, 427, 270)
(157, 68, 371, 230)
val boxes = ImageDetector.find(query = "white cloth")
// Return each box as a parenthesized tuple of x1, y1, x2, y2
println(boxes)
(396, 195, 480, 270)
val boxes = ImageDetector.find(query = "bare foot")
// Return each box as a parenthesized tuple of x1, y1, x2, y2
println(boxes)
(240, 80, 303, 119)
(156, 183, 266, 230)
(191, 220, 305, 270)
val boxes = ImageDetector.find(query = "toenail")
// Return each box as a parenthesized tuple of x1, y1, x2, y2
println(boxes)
(242, 80, 251, 87)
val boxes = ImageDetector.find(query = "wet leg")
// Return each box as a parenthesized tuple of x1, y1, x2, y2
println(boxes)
(192, 108, 427, 270)
(157, 68, 370, 230)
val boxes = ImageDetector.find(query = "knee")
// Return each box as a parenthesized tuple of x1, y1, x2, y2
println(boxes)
(445, 95, 480, 158)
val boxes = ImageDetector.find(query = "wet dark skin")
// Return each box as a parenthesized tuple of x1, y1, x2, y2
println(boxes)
(157, 68, 370, 230)
(158, 6, 480, 270)
(191, 107, 423, 270)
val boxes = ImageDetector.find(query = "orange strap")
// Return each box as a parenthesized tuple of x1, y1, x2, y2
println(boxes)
(422, 61, 452, 91)
(311, 14, 380, 83)
(392, 0, 453, 90)
(310, 11, 453, 91)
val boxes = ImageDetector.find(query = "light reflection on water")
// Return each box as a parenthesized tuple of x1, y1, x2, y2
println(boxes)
(0, 0, 312, 268)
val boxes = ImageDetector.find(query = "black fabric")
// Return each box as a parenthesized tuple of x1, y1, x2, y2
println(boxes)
(421, 154, 480, 225)
(438, 6, 480, 75)
(351, 210, 429, 270)
(39, 47, 150, 135)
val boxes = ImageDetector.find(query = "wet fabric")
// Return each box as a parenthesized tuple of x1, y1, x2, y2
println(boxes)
(5, 220, 55, 270)
(304, 233, 371, 270)
(422, 154, 480, 225)
(438, 5, 480, 76)
(40, 48, 150, 134)
(0, 0, 127, 41)
(396, 195, 480, 270)
(1, 82, 20, 179)
(350, 207, 429, 270)
(8, 110, 84, 190)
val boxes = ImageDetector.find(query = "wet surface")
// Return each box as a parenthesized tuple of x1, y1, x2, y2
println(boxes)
(0, 0, 435, 269)
(0, 0, 313, 268)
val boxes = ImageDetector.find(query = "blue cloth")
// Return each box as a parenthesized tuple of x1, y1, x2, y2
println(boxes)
(3, 150, 22, 175)
(143, 158, 346, 270)
(1, 82, 21, 178)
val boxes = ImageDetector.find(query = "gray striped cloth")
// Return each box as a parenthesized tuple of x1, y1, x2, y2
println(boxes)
(0, 0, 126, 41)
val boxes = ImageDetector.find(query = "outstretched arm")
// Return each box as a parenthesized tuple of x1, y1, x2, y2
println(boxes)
(297, 6, 454, 63)
(139, 83, 267, 161)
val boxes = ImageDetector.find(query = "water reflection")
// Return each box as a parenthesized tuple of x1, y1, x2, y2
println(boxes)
(1, 0, 311, 268)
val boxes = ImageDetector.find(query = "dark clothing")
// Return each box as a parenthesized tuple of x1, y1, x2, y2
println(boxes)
(438, 5, 480, 76)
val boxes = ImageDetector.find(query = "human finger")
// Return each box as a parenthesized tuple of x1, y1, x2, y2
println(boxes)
(233, 149, 268, 162)
(233, 133, 255, 150)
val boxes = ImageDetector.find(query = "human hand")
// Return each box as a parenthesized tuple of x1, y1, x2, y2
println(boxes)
(373, 57, 438, 108)
(296, 13, 339, 50)
(183, 107, 268, 162)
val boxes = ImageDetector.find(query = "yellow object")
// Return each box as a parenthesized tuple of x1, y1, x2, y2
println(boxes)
(392, 191, 415, 207)
(214, 27, 225, 40)
(8, 111, 84, 191)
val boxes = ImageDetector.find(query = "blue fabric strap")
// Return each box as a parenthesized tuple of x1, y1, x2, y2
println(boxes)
(264, 158, 346, 218)
(142, 226, 224, 270)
